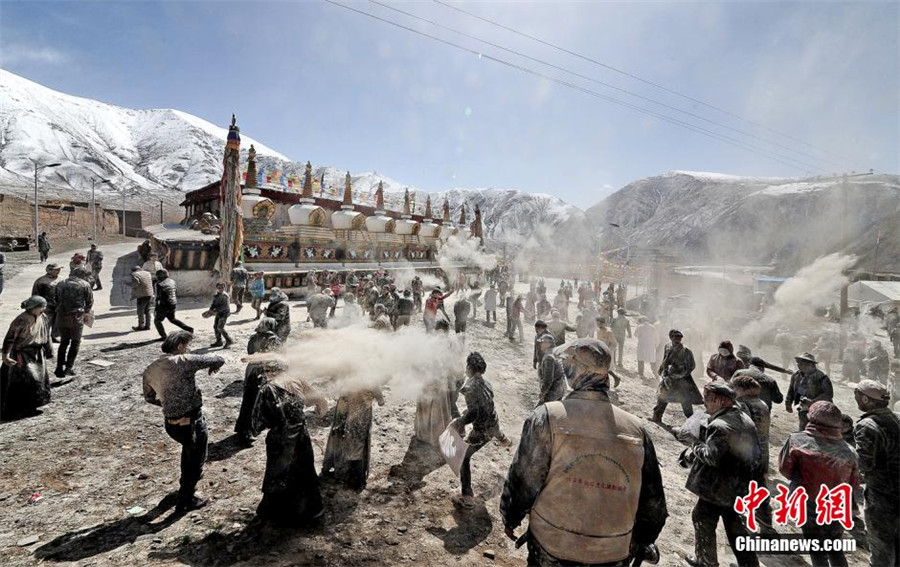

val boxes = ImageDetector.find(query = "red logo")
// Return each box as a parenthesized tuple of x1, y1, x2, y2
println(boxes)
(735, 483, 855, 530)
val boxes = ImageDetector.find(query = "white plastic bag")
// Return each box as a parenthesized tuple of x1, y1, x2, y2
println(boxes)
(677, 410, 709, 444)
(439, 424, 470, 477)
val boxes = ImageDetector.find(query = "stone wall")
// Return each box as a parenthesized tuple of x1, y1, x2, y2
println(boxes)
(0, 193, 120, 239)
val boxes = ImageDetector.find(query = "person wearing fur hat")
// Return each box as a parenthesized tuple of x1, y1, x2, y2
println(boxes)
(779, 401, 859, 567)
(706, 340, 745, 381)
(681, 381, 760, 567)
(501, 339, 667, 565)
(853, 380, 899, 567)
(1, 296, 53, 420)
(786, 352, 834, 431)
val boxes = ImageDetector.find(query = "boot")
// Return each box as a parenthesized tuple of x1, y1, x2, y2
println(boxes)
(54, 366, 66, 379)
(175, 495, 208, 515)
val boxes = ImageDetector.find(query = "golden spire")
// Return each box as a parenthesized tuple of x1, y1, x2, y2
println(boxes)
(245, 144, 257, 188)
(302, 161, 313, 199)
(442, 198, 451, 222)
(375, 181, 385, 210)
(343, 172, 353, 206)
(424, 195, 433, 219)
(458, 204, 467, 225)
(403, 189, 411, 215)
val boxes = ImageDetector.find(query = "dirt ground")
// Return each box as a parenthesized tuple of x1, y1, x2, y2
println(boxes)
(0, 249, 883, 567)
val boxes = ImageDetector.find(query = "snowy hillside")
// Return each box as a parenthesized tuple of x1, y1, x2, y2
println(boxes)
(0, 69, 579, 244)
(585, 171, 900, 272)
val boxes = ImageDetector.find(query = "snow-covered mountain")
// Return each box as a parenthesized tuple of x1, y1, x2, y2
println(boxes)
(586, 171, 900, 273)
(0, 69, 580, 243)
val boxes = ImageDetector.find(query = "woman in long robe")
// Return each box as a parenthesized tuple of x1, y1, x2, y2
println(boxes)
(1, 296, 52, 420)
(235, 318, 283, 443)
(414, 327, 464, 446)
(251, 377, 323, 525)
(322, 387, 385, 490)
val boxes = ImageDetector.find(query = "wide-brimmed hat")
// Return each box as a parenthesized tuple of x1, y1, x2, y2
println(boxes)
(46, 263, 61, 272)
(795, 352, 818, 364)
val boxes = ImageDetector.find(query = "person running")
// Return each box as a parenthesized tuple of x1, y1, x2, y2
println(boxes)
(449, 352, 510, 510)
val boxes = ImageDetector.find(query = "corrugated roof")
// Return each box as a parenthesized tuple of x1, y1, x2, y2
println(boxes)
(856, 280, 900, 301)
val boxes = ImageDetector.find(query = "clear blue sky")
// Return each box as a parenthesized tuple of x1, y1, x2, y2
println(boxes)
(2, 0, 897, 208)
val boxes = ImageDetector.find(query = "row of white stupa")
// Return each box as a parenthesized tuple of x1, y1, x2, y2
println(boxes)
(241, 185, 469, 241)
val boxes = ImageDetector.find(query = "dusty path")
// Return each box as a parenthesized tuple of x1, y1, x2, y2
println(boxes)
(0, 271, 874, 567)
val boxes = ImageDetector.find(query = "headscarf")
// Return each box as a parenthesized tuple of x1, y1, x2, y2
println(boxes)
(269, 287, 288, 303)
(553, 338, 612, 391)
(21, 295, 48, 311)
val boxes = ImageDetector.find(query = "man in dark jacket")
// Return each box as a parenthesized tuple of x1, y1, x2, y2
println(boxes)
(733, 375, 775, 533)
(652, 329, 701, 425)
(154, 269, 193, 339)
(786, 352, 834, 431)
(142, 331, 224, 513)
(54, 267, 94, 377)
(31, 263, 62, 342)
(853, 380, 899, 567)
(230, 261, 250, 313)
(780, 401, 859, 567)
(453, 295, 471, 334)
(395, 290, 414, 328)
(732, 357, 784, 409)
(37, 232, 51, 262)
(533, 320, 551, 369)
(680, 381, 760, 567)
(86, 243, 104, 290)
(534, 333, 566, 406)
(501, 338, 667, 566)
(130, 266, 154, 331)
(449, 352, 509, 510)
(205, 283, 232, 348)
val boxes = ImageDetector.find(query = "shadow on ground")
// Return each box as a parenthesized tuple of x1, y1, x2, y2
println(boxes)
(387, 437, 445, 493)
(425, 499, 492, 555)
(34, 493, 180, 562)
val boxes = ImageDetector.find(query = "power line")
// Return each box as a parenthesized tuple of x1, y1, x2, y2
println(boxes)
(323, 0, 824, 173)
(433, 0, 860, 167)
(370, 0, 843, 171)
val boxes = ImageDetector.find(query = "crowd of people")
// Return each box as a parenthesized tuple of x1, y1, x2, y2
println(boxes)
(2, 247, 898, 567)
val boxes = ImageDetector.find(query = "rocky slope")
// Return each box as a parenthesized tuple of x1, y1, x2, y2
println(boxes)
(586, 171, 900, 273)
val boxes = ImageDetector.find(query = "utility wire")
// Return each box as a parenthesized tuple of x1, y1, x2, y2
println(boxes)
(433, 0, 859, 167)
(371, 0, 841, 171)
(324, 0, 822, 173)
